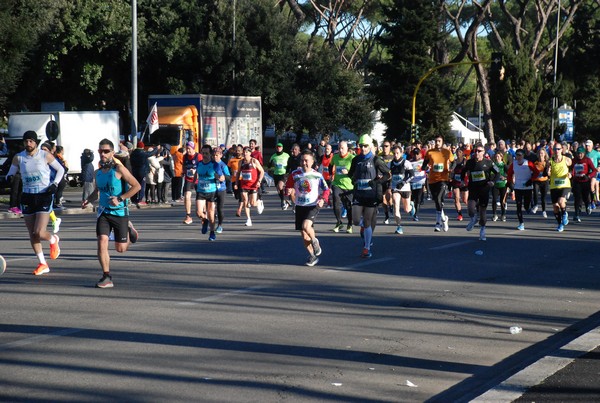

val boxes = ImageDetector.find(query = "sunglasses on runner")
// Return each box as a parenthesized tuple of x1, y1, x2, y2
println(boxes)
(98, 149, 112, 154)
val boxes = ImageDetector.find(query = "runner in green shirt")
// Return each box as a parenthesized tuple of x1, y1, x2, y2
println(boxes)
(330, 141, 355, 233)
(269, 142, 291, 209)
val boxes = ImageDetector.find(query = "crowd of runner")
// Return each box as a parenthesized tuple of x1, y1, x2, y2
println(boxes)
(5, 130, 600, 285)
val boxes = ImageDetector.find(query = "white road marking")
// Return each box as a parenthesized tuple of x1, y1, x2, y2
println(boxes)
(178, 285, 268, 305)
(0, 328, 83, 352)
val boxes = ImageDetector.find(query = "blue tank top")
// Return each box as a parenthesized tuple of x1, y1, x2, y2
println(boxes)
(196, 160, 222, 194)
(96, 166, 127, 216)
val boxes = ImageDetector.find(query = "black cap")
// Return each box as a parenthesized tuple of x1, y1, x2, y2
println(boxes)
(23, 130, 39, 144)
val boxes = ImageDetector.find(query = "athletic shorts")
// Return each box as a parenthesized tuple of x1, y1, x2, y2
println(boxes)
(550, 188, 570, 203)
(468, 186, 491, 208)
(295, 205, 320, 230)
(392, 190, 411, 199)
(352, 197, 379, 208)
(20, 192, 54, 215)
(184, 181, 196, 193)
(196, 191, 216, 202)
(273, 174, 286, 185)
(97, 214, 129, 243)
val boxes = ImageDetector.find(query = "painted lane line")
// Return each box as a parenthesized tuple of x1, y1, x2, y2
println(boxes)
(0, 328, 83, 352)
(429, 240, 473, 250)
(324, 257, 394, 272)
(178, 285, 268, 305)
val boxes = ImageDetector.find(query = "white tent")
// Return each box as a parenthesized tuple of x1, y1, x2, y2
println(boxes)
(450, 113, 486, 145)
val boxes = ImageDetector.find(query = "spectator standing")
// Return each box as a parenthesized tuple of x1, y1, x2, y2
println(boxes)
(129, 142, 149, 205)
(53, 145, 69, 208)
(80, 149, 95, 204)
(171, 145, 184, 202)
(0, 134, 8, 156)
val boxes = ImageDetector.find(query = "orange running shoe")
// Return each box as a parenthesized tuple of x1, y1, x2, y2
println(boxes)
(33, 263, 50, 276)
(50, 235, 60, 260)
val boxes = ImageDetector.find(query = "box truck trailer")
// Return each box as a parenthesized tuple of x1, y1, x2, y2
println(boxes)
(7, 111, 121, 184)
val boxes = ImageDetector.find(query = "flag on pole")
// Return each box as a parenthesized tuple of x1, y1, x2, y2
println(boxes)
(146, 102, 159, 134)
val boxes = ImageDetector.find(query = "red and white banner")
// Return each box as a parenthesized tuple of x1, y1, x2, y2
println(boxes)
(146, 102, 159, 134)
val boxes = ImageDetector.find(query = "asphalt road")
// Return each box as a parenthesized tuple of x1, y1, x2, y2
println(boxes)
(1, 190, 599, 402)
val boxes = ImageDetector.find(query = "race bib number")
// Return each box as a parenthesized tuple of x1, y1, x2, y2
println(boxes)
(554, 178, 566, 186)
(411, 182, 423, 189)
(241, 171, 252, 181)
(336, 166, 346, 175)
(574, 164, 585, 175)
(433, 163, 444, 173)
(97, 206, 105, 218)
(471, 171, 486, 181)
(356, 179, 372, 190)
(275, 163, 284, 169)
(297, 195, 310, 205)
(186, 169, 196, 178)
(197, 180, 211, 191)
(453, 174, 462, 182)
(322, 166, 329, 174)
(392, 174, 404, 182)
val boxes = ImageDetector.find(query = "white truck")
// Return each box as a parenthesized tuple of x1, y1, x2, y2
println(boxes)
(7, 111, 121, 185)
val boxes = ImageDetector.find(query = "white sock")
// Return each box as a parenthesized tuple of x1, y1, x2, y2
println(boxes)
(49, 235, 57, 245)
(37, 252, 46, 265)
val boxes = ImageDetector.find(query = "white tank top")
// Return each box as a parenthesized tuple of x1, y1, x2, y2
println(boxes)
(18, 149, 51, 193)
(513, 161, 533, 190)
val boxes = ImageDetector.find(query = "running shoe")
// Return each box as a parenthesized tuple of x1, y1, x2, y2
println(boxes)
(50, 235, 60, 260)
(591, 202, 597, 210)
(245, 218, 253, 226)
(586, 206, 592, 215)
(501, 214, 507, 222)
(543, 211, 548, 218)
(574, 216, 581, 223)
(442, 215, 449, 232)
(9, 207, 22, 214)
(33, 263, 50, 276)
(128, 221, 138, 244)
(208, 231, 216, 241)
(383, 218, 390, 225)
(311, 238, 322, 256)
(457, 213, 463, 221)
(96, 273, 113, 288)
(492, 214, 498, 222)
(434, 223, 442, 232)
(257, 199, 264, 215)
(183, 215, 193, 225)
(409, 201, 416, 217)
(517, 223, 525, 231)
(332, 223, 343, 233)
(52, 217, 62, 234)
(395, 226, 403, 234)
(479, 226, 486, 241)
(201, 219, 209, 234)
(466, 217, 477, 231)
(531, 205, 538, 214)
(346, 225, 353, 234)
(360, 248, 372, 258)
(557, 224, 564, 232)
(341, 208, 347, 218)
(561, 212, 569, 226)
(413, 215, 419, 222)
(215, 225, 223, 234)
(306, 255, 319, 267)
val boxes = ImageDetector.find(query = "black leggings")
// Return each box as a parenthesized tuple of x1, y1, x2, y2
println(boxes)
(215, 190, 226, 226)
(411, 187, 424, 216)
(515, 189, 532, 223)
(429, 181, 447, 212)
(492, 186, 508, 215)
(532, 181, 548, 211)
(332, 185, 353, 225)
(572, 181, 592, 216)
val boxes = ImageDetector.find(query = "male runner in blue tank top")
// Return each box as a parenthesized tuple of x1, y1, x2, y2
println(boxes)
(82, 139, 141, 288)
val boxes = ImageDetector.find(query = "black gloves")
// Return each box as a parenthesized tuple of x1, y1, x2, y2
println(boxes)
(46, 183, 58, 194)
(524, 179, 532, 187)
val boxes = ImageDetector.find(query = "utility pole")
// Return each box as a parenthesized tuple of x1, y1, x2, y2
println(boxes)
(131, 0, 138, 147)
(550, 0, 561, 141)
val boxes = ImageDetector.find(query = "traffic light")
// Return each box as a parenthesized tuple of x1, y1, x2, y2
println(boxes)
(410, 124, 419, 141)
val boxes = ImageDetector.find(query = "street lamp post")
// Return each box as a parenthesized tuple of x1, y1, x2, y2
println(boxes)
(550, 0, 561, 141)
(131, 0, 138, 146)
